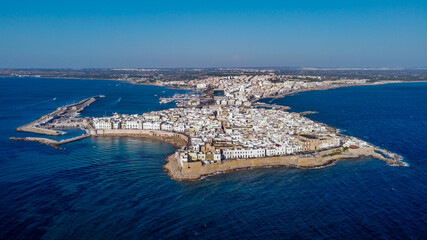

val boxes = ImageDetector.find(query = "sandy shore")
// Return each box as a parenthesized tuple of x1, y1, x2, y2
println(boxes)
(89, 129, 189, 149)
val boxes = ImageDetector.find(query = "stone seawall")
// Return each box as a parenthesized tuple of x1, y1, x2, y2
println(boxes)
(10, 137, 62, 148)
(16, 96, 99, 136)
(164, 146, 405, 181)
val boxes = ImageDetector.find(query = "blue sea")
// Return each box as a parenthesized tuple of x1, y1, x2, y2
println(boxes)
(0, 77, 426, 239)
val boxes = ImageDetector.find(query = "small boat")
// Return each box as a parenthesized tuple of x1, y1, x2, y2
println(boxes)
(53, 97, 57, 100)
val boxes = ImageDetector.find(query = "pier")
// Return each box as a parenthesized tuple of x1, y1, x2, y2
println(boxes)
(10, 134, 91, 149)
(16, 95, 103, 135)
(253, 102, 291, 111)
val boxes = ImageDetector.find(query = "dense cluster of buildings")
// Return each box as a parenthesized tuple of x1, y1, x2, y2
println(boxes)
(92, 105, 347, 166)
(90, 74, 375, 167)
(157, 74, 369, 108)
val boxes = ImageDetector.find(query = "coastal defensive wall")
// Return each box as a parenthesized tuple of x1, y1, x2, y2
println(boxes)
(165, 146, 405, 180)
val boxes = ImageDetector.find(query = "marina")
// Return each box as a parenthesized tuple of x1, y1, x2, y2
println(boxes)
(16, 95, 104, 135)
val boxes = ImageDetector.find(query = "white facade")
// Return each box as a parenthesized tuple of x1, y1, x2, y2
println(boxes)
(143, 122, 161, 130)
(93, 119, 112, 129)
(223, 148, 266, 159)
(197, 83, 207, 89)
(161, 123, 173, 131)
(112, 121, 121, 129)
(214, 149, 221, 161)
(174, 125, 185, 132)
(266, 146, 287, 156)
(145, 115, 160, 121)
(122, 120, 142, 129)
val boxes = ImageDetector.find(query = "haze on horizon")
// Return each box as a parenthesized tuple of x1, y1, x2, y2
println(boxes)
(0, 0, 426, 69)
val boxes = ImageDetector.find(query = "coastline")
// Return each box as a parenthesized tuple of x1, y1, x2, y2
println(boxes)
(256, 81, 403, 102)
(164, 145, 405, 181)
(4, 75, 427, 92)
(9, 78, 414, 181)
(10, 125, 405, 181)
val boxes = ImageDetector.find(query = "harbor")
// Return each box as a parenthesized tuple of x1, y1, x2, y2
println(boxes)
(16, 95, 104, 135)
(11, 95, 104, 147)
(10, 134, 90, 149)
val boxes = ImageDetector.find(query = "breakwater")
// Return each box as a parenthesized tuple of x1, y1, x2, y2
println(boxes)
(10, 134, 91, 149)
(16, 95, 102, 135)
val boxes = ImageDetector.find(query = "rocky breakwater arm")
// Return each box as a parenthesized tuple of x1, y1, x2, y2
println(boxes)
(10, 137, 62, 148)
(16, 95, 102, 135)
(11, 96, 103, 147)
(10, 134, 91, 149)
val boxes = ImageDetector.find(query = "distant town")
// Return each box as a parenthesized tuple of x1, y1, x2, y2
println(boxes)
(7, 68, 417, 180)
(1, 67, 426, 83)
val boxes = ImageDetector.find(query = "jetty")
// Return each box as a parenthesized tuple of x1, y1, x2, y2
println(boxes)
(298, 111, 318, 116)
(253, 102, 291, 111)
(16, 95, 103, 135)
(10, 134, 91, 149)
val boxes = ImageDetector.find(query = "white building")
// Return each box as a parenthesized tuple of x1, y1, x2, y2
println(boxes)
(112, 121, 121, 129)
(143, 122, 161, 130)
(122, 120, 142, 129)
(223, 148, 266, 159)
(266, 146, 287, 156)
(197, 83, 207, 89)
(214, 149, 221, 161)
(93, 119, 112, 129)
(144, 115, 160, 121)
(174, 124, 185, 132)
(161, 123, 173, 131)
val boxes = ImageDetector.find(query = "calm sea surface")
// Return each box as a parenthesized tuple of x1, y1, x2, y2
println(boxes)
(0, 78, 426, 239)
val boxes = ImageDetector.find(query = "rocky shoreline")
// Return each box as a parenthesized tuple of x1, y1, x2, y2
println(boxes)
(10, 130, 406, 181)
(164, 146, 405, 181)
(11, 127, 405, 181)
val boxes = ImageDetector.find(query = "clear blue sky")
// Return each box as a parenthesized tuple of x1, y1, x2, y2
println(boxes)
(0, 0, 426, 68)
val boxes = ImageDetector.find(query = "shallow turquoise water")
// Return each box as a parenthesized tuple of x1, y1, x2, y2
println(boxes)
(0, 78, 426, 239)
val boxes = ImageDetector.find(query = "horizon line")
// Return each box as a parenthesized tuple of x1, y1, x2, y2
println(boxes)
(1, 67, 426, 71)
